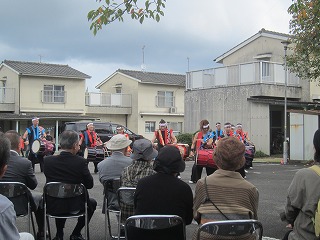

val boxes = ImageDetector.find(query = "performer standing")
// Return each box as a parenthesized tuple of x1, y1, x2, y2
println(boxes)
(189, 120, 216, 183)
(79, 122, 103, 173)
(115, 125, 132, 156)
(221, 122, 234, 137)
(22, 117, 46, 171)
(215, 122, 223, 141)
(151, 119, 177, 151)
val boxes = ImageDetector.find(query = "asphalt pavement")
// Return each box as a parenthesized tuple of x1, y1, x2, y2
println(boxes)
(15, 159, 304, 240)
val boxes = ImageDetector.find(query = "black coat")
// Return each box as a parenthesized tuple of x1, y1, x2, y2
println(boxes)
(43, 151, 94, 215)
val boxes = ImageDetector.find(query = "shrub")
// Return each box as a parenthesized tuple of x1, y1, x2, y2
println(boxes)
(255, 150, 269, 158)
(176, 133, 193, 146)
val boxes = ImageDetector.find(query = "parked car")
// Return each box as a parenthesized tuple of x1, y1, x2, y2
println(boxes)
(64, 121, 144, 146)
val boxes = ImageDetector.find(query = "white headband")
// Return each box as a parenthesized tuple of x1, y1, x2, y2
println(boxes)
(224, 123, 231, 128)
(87, 123, 93, 127)
(159, 123, 167, 127)
(203, 124, 209, 128)
(236, 124, 242, 128)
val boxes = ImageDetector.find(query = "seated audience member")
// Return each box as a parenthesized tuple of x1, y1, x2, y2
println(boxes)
(282, 129, 320, 240)
(193, 137, 259, 238)
(43, 130, 97, 240)
(134, 145, 193, 225)
(1, 130, 44, 240)
(0, 132, 35, 240)
(98, 134, 132, 210)
(120, 138, 157, 220)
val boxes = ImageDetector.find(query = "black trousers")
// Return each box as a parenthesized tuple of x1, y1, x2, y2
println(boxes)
(55, 198, 97, 237)
(191, 162, 217, 182)
(28, 152, 44, 172)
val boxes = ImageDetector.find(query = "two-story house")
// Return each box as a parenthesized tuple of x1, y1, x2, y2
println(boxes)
(93, 69, 185, 140)
(0, 60, 92, 140)
(185, 29, 320, 158)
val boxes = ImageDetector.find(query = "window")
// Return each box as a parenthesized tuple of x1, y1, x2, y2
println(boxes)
(43, 85, 65, 103)
(145, 121, 156, 133)
(156, 91, 174, 107)
(262, 62, 271, 81)
(167, 122, 183, 134)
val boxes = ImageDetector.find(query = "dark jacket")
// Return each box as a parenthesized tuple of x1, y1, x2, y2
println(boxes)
(1, 151, 37, 189)
(43, 151, 94, 215)
(134, 172, 193, 225)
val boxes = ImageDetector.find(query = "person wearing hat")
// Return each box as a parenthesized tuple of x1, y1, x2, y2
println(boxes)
(22, 117, 46, 171)
(151, 119, 177, 152)
(98, 134, 132, 209)
(79, 122, 103, 173)
(115, 125, 132, 156)
(134, 145, 193, 225)
(193, 137, 259, 239)
(120, 138, 158, 222)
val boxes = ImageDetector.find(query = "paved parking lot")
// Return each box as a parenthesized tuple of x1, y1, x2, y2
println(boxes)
(15, 159, 303, 239)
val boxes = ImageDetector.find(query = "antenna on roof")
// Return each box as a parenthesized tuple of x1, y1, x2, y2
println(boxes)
(39, 54, 43, 63)
(187, 57, 190, 72)
(141, 45, 146, 72)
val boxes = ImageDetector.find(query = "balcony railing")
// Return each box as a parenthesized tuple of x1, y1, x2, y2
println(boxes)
(85, 92, 132, 107)
(186, 61, 300, 90)
(0, 87, 15, 103)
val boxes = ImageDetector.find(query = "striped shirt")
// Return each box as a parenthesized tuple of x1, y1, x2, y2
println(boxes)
(193, 169, 259, 239)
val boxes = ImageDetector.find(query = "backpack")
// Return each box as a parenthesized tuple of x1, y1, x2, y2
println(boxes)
(309, 165, 320, 237)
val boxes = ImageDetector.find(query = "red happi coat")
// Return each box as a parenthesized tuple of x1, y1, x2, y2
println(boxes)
(155, 128, 174, 146)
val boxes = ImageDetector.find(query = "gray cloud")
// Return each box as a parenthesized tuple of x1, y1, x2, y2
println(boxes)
(0, 0, 292, 90)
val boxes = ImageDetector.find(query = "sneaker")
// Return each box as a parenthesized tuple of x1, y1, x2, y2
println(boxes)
(188, 180, 196, 184)
(244, 169, 248, 173)
(249, 167, 253, 169)
(70, 234, 85, 240)
(177, 176, 181, 179)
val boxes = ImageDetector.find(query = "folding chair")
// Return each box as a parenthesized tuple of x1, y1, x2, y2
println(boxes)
(0, 182, 36, 236)
(125, 215, 186, 240)
(103, 178, 121, 240)
(196, 219, 263, 240)
(43, 182, 89, 240)
(117, 187, 136, 240)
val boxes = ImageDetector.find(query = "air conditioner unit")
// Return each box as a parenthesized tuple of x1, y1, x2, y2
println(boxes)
(169, 107, 177, 113)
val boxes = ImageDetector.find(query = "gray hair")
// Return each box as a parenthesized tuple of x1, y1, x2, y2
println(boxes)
(59, 130, 79, 150)
(0, 132, 11, 169)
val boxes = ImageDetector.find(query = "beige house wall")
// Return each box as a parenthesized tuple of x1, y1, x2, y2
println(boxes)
(221, 36, 290, 65)
(97, 73, 185, 138)
(98, 73, 139, 132)
(20, 76, 85, 113)
(0, 66, 20, 113)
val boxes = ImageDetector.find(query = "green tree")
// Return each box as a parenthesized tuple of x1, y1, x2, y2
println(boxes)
(287, 0, 320, 81)
(88, 0, 166, 35)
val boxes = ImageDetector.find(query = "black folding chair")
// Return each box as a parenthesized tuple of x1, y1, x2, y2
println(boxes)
(43, 182, 89, 240)
(0, 182, 36, 236)
(196, 219, 263, 240)
(125, 215, 186, 240)
(117, 187, 136, 240)
(103, 178, 121, 240)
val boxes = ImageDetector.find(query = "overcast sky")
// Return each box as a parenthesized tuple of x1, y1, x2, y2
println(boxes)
(0, 0, 292, 91)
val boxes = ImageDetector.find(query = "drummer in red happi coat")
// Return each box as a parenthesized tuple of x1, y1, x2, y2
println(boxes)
(79, 122, 103, 173)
